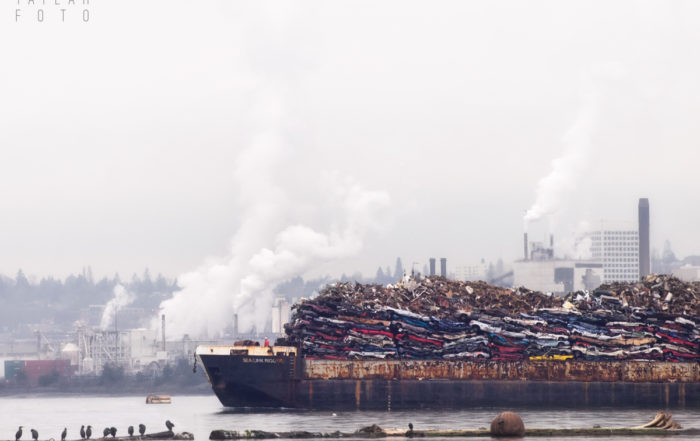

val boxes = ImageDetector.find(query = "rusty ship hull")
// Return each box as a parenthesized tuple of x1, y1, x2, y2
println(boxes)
(197, 346, 700, 409)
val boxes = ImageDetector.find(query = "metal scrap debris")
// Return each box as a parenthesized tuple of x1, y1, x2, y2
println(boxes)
(282, 274, 700, 362)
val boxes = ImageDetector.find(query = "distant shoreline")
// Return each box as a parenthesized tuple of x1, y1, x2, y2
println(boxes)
(0, 381, 212, 397)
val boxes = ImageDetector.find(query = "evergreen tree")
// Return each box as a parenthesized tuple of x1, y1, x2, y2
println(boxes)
(393, 258, 404, 280)
(15, 269, 29, 289)
(375, 266, 385, 282)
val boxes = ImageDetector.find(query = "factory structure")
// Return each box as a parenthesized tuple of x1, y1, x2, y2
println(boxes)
(0, 197, 667, 384)
(1, 312, 222, 383)
(513, 198, 651, 295)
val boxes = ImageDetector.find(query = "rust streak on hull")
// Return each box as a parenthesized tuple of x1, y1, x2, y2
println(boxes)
(304, 359, 700, 383)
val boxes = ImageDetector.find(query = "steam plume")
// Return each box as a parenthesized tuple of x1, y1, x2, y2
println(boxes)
(158, 171, 390, 338)
(100, 284, 135, 330)
(524, 64, 625, 227)
(155, 6, 390, 339)
(156, 110, 391, 339)
(524, 77, 599, 224)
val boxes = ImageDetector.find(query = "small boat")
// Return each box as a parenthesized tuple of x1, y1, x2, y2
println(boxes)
(146, 394, 172, 404)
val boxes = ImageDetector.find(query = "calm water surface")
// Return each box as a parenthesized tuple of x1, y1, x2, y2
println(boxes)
(0, 395, 697, 441)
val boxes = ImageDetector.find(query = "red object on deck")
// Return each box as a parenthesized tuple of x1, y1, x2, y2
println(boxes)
(264, 338, 270, 347)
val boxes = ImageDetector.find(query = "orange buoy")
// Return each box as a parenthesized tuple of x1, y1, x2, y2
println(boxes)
(490, 411, 525, 437)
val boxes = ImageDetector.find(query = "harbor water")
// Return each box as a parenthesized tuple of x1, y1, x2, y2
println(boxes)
(0, 394, 697, 441)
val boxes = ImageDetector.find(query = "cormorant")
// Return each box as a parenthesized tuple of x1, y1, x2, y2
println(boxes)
(30, 429, 38, 441)
(15, 426, 23, 441)
(80, 426, 85, 440)
(61, 428, 67, 441)
(127, 426, 134, 437)
(86, 426, 93, 440)
(103, 428, 110, 438)
(109, 428, 116, 438)
(138, 425, 146, 437)
(165, 421, 174, 432)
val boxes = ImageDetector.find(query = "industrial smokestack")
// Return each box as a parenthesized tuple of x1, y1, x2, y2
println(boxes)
(638, 198, 650, 278)
(550, 234, 554, 248)
(161, 314, 166, 351)
(233, 313, 239, 336)
(440, 258, 447, 278)
(523, 233, 529, 261)
(429, 258, 436, 276)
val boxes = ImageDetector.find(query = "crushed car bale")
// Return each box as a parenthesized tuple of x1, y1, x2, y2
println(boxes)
(283, 274, 700, 362)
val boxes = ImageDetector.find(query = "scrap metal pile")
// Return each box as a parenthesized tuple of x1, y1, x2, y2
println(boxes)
(283, 274, 700, 362)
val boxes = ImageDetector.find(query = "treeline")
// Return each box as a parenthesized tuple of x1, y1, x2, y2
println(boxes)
(0, 358, 210, 395)
(0, 268, 178, 335)
(0, 257, 483, 337)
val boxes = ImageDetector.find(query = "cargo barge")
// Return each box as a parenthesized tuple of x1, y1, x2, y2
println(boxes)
(196, 345, 700, 409)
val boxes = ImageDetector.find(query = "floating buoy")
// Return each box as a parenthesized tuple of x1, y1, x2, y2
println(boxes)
(490, 411, 525, 437)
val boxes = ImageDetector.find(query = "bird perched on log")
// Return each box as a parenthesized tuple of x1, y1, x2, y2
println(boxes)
(15, 426, 23, 441)
(165, 421, 174, 432)
(103, 428, 110, 438)
(110, 428, 116, 438)
(80, 426, 85, 440)
(30, 429, 38, 441)
(86, 426, 93, 440)
(61, 428, 67, 441)
(138, 425, 145, 437)
(127, 426, 134, 437)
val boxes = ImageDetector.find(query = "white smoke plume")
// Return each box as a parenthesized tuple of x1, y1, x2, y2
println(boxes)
(553, 220, 594, 260)
(156, 93, 391, 338)
(158, 166, 390, 339)
(155, 5, 391, 339)
(100, 284, 135, 330)
(524, 64, 626, 227)
(524, 79, 599, 225)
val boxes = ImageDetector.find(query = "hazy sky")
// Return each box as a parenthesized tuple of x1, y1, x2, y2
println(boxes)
(2, 1, 700, 282)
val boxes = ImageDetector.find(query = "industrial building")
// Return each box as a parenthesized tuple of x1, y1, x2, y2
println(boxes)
(514, 198, 651, 294)
(587, 220, 640, 283)
(453, 261, 488, 281)
(75, 326, 167, 374)
(513, 238, 603, 294)
(673, 265, 700, 282)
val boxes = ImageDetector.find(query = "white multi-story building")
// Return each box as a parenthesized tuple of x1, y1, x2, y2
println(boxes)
(513, 259, 602, 294)
(673, 265, 700, 282)
(588, 220, 639, 283)
(453, 261, 488, 281)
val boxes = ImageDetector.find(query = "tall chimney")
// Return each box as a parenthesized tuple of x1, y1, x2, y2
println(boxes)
(233, 313, 239, 336)
(523, 233, 529, 260)
(161, 314, 166, 351)
(440, 258, 447, 277)
(550, 234, 554, 248)
(429, 258, 436, 276)
(638, 198, 650, 278)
